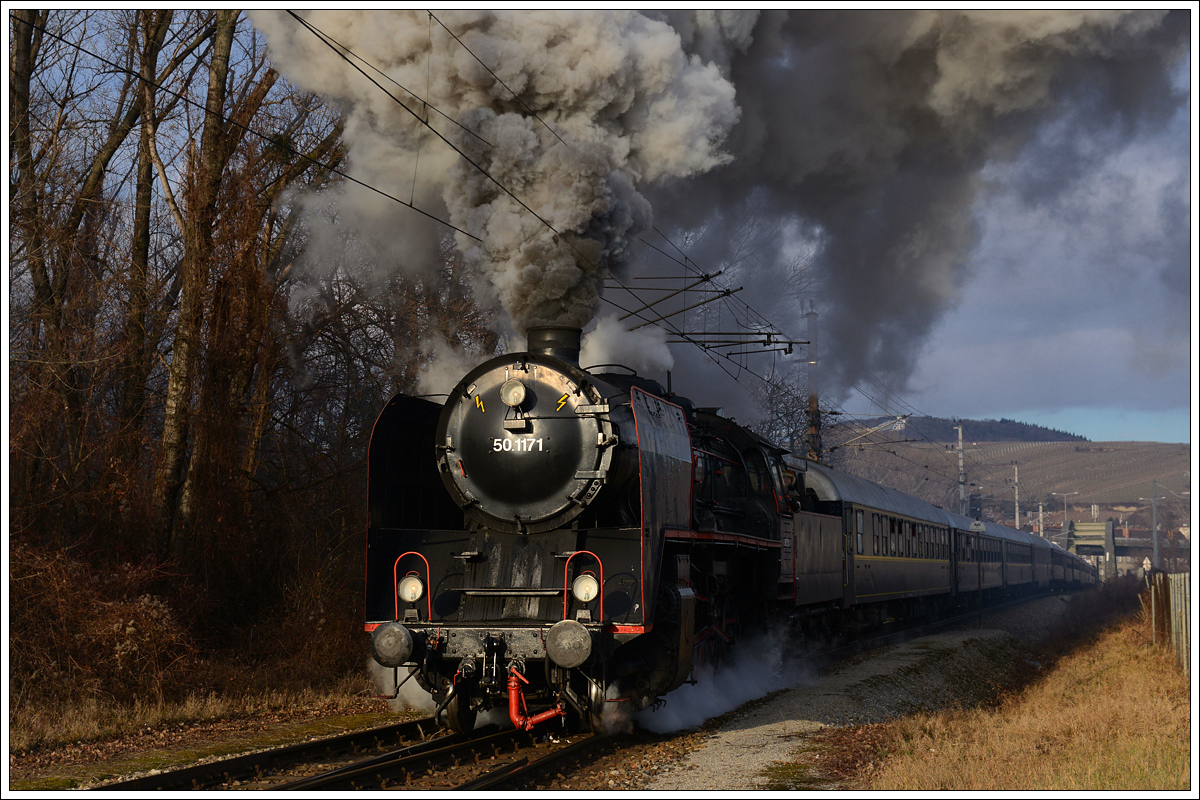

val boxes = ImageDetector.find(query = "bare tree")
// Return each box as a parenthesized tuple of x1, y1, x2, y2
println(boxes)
(8, 8, 492, 622)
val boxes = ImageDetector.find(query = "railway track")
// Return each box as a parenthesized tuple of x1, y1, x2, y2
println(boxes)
(93, 717, 445, 791)
(278, 727, 606, 790)
(92, 715, 608, 791)
(89, 593, 1060, 791)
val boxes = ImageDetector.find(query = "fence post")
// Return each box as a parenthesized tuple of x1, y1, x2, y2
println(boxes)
(1151, 573, 1158, 648)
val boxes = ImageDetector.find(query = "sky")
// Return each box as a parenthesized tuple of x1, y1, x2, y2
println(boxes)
(859, 70, 1195, 444)
(254, 10, 1196, 445)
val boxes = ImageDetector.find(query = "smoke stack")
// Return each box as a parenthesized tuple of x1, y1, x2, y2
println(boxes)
(527, 326, 582, 364)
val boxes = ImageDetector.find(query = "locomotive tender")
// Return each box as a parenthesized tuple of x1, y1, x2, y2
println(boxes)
(365, 326, 1096, 733)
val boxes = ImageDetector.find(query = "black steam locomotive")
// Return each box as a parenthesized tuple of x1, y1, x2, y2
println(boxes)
(365, 326, 1096, 733)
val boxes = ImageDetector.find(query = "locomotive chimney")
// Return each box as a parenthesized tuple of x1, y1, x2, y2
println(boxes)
(526, 326, 582, 365)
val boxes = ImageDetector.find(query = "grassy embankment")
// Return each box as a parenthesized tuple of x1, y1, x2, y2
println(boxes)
(804, 583, 1192, 791)
(7, 542, 387, 755)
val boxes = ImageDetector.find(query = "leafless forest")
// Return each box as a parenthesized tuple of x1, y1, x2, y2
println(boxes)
(8, 10, 501, 708)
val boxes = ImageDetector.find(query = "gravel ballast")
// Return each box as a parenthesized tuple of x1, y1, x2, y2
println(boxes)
(644, 594, 1074, 790)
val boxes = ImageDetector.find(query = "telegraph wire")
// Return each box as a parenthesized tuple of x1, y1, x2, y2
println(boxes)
(287, 12, 491, 148)
(288, 11, 679, 341)
(426, 11, 569, 149)
(290, 11, 808, 383)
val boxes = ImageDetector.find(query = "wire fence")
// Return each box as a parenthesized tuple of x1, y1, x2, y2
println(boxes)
(1143, 571, 1190, 675)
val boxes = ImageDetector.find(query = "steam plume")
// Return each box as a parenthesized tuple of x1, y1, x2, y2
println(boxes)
(636, 630, 810, 733)
(251, 10, 740, 333)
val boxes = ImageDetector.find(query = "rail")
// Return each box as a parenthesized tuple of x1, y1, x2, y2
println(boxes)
(1143, 571, 1190, 675)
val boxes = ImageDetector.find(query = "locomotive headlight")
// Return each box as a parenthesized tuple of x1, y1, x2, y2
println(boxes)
(398, 574, 425, 603)
(572, 573, 600, 603)
(499, 379, 526, 408)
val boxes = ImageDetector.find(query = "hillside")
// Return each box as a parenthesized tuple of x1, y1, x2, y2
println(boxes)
(829, 438, 1191, 530)
(845, 416, 1088, 443)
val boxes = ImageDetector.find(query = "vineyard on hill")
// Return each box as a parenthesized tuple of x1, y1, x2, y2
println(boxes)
(830, 430, 1191, 532)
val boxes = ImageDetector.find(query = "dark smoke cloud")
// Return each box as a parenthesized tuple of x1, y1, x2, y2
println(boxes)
(646, 9, 1189, 406)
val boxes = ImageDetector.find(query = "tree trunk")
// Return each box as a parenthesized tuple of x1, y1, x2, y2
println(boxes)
(121, 10, 173, 428)
(154, 10, 238, 558)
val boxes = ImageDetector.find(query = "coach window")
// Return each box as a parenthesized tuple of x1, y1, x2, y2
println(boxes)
(889, 517, 897, 556)
(855, 509, 864, 555)
(873, 514, 880, 555)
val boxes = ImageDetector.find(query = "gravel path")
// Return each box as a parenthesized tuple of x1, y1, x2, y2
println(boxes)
(646, 595, 1073, 790)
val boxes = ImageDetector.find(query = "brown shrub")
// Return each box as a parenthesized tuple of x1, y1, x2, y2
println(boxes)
(8, 543, 198, 707)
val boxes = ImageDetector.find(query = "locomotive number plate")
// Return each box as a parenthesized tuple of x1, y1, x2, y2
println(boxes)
(492, 437, 545, 452)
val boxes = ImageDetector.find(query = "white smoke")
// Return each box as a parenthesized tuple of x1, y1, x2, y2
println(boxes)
(415, 336, 485, 397)
(250, 10, 742, 334)
(367, 659, 436, 714)
(580, 314, 674, 378)
(634, 630, 813, 734)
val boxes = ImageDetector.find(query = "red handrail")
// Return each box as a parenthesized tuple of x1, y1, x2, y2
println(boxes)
(562, 550, 604, 620)
(392, 551, 432, 621)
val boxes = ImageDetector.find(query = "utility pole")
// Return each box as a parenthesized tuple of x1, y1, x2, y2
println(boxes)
(805, 302, 822, 462)
(1010, 464, 1020, 528)
(1152, 478, 1159, 570)
(955, 424, 966, 516)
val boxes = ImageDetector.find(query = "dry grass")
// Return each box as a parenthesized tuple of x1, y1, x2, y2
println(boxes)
(8, 672, 377, 754)
(849, 613, 1191, 791)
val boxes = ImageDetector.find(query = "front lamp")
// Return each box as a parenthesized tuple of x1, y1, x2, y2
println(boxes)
(500, 379, 527, 408)
(398, 574, 425, 603)
(572, 573, 600, 603)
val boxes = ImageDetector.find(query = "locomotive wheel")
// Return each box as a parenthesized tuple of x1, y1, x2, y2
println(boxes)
(445, 690, 478, 734)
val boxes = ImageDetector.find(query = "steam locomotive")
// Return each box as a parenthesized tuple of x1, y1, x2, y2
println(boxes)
(364, 326, 1096, 733)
